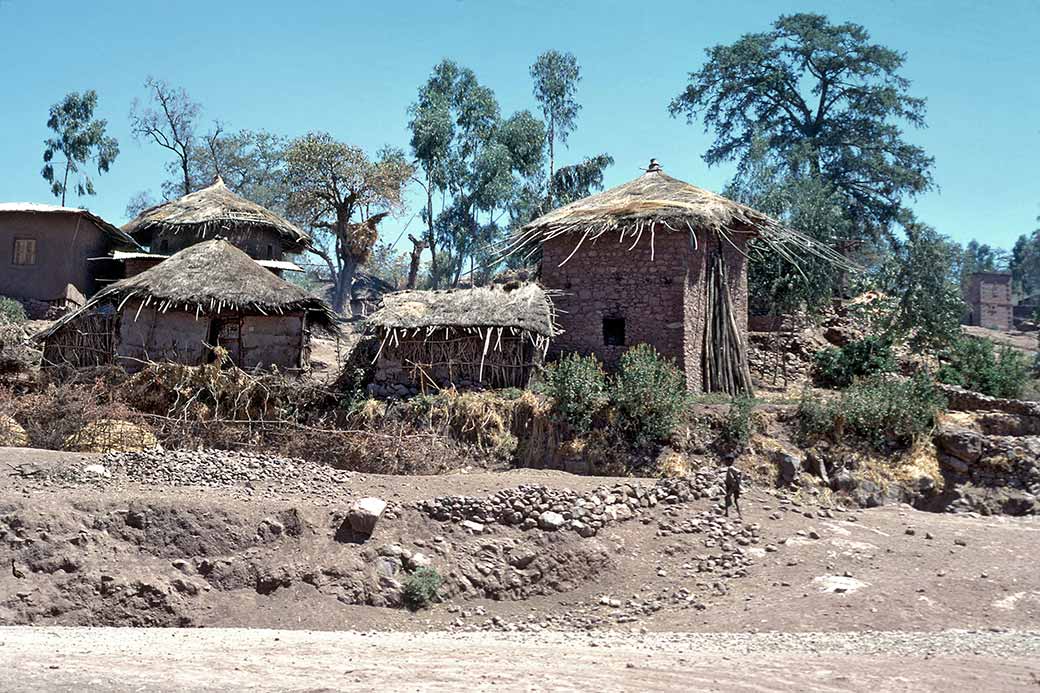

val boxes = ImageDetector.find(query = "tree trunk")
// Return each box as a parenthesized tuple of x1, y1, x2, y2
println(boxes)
(406, 234, 427, 289)
(61, 161, 71, 206)
(332, 255, 359, 314)
(425, 173, 438, 288)
(182, 155, 192, 195)
(547, 116, 555, 206)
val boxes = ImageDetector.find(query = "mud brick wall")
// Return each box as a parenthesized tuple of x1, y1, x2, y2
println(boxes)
(541, 227, 750, 391)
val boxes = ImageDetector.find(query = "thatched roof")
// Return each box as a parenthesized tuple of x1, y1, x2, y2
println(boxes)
(0, 203, 140, 249)
(37, 240, 334, 340)
(366, 283, 558, 338)
(507, 164, 853, 270)
(122, 178, 310, 252)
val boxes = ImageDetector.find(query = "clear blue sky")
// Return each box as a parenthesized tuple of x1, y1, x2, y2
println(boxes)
(1, 0, 1037, 252)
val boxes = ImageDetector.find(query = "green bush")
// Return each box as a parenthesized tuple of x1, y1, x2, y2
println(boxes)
(812, 335, 896, 388)
(798, 374, 945, 449)
(543, 353, 609, 434)
(937, 336, 1030, 399)
(719, 396, 757, 448)
(403, 567, 442, 611)
(0, 297, 27, 324)
(610, 344, 688, 448)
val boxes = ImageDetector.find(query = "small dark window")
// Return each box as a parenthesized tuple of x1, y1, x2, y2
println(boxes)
(603, 317, 625, 346)
(159, 238, 169, 253)
(266, 244, 274, 260)
(12, 238, 36, 266)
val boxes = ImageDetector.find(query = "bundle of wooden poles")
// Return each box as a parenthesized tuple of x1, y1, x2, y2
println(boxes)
(703, 253, 754, 396)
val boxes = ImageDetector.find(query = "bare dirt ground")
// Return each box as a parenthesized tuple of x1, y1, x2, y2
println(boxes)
(2, 627, 1038, 692)
(2, 446, 1040, 690)
(963, 325, 1039, 356)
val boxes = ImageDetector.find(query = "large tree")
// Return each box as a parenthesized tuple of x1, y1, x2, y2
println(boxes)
(130, 77, 201, 198)
(285, 132, 413, 312)
(41, 90, 119, 206)
(530, 50, 581, 204)
(670, 13, 934, 245)
(409, 60, 545, 287)
(186, 128, 290, 211)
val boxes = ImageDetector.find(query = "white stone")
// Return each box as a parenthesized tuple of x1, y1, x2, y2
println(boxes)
(348, 497, 387, 535)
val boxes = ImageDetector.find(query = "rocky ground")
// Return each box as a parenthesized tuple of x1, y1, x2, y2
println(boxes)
(2, 445, 1039, 690)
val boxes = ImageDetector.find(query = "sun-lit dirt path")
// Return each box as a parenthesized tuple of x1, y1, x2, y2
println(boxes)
(2, 627, 1038, 692)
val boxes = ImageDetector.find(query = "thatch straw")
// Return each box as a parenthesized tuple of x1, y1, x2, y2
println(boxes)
(37, 240, 335, 340)
(122, 177, 310, 252)
(366, 284, 558, 337)
(502, 168, 855, 273)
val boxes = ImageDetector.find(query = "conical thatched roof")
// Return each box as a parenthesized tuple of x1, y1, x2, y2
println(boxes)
(507, 165, 852, 270)
(366, 283, 558, 338)
(122, 178, 310, 252)
(37, 240, 334, 339)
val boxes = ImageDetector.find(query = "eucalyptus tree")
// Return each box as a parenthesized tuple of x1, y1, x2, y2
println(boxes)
(409, 60, 545, 287)
(530, 50, 581, 203)
(41, 90, 119, 205)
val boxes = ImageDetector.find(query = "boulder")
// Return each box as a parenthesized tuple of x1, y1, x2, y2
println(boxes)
(537, 511, 565, 531)
(934, 425, 983, 464)
(63, 419, 157, 453)
(348, 497, 387, 536)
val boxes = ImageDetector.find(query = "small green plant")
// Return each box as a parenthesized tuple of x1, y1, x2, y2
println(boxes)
(610, 344, 688, 448)
(937, 336, 1030, 399)
(0, 297, 27, 324)
(403, 567, 442, 611)
(719, 395, 757, 448)
(798, 374, 945, 450)
(542, 353, 609, 434)
(812, 335, 896, 388)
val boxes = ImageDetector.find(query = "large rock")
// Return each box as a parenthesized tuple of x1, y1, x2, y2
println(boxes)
(934, 425, 984, 464)
(537, 511, 565, 531)
(348, 497, 387, 535)
(0, 414, 29, 447)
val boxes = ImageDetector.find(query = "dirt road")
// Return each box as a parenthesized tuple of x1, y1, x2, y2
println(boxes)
(2, 627, 1038, 692)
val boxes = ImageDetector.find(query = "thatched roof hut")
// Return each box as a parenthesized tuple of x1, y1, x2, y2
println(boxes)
(364, 283, 558, 394)
(508, 164, 848, 269)
(505, 162, 852, 396)
(123, 177, 310, 254)
(39, 240, 334, 371)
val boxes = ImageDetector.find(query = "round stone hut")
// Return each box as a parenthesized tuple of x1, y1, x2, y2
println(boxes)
(511, 161, 844, 395)
(39, 240, 334, 371)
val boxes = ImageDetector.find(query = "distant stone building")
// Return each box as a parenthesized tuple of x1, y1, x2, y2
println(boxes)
(0, 203, 139, 317)
(965, 272, 1012, 330)
(518, 162, 825, 395)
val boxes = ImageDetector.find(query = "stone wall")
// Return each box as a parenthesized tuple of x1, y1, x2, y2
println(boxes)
(151, 227, 288, 261)
(541, 226, 750, 391)
(116, 304, 305, 371)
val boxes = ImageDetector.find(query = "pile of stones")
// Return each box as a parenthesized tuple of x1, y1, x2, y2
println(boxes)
(60, 448, 353, 489)
(416, 471, 725, 538)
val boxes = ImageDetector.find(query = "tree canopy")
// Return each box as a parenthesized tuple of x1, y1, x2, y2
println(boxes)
(670, 13, 934, 244)
(41, 90, 119, 206)
(130, 77, 201, 198)
(531, 50, 581, 202)
(409, 59, 545, 287)
(286, 132, 413, 312)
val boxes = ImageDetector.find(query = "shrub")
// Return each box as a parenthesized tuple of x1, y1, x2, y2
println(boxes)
(719, 395, 757, 448)
(812, 335, 895, 388)
(0, 297, 26, 325)
(798, 374, 945, 449)
(542, 353, 608, 434)
(937, 336, 1030, 399)
(610, 344, 688, 448)
(403, 567, 442, 611)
